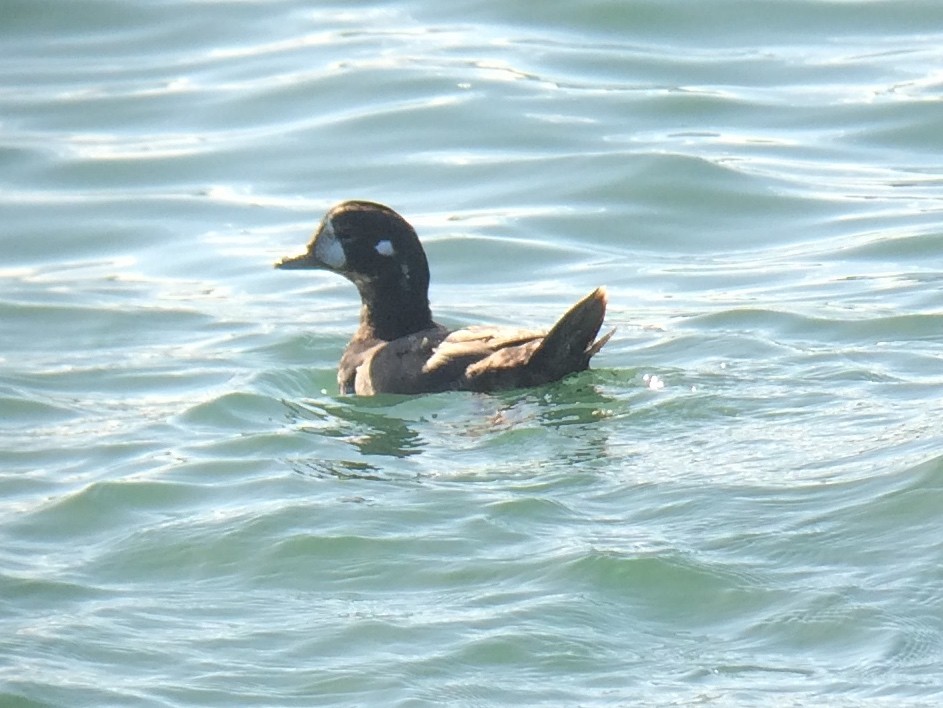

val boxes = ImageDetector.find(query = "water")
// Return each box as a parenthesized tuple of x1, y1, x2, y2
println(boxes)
(2, 0, 943, 705)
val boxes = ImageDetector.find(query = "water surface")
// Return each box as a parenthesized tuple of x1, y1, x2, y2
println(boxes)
(2, 1, 943, 705)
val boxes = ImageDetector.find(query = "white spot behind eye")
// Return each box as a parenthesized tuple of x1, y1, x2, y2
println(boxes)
(375, 239, 395, 257)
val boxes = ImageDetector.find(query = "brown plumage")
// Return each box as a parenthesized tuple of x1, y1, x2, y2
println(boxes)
(276, 201, 613, 395)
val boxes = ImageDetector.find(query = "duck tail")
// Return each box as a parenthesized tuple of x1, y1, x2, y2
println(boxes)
(529, 287, 614, 380)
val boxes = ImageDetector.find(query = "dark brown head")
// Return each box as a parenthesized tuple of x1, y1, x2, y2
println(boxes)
(276, 201, 434, 340)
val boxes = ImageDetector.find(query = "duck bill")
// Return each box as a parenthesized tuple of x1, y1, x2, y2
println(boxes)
(274, 252, 319, 270)
(275, 219, 347, 271)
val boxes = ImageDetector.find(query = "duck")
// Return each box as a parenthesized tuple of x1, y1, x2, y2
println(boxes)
(276, 200, 613, 395)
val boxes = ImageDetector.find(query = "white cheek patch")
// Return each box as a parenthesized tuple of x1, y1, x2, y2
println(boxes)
(313, 219, 347, 269)
(375, 239, 396, 257)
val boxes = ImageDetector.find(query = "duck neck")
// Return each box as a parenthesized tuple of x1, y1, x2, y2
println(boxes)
(356, 280, 434, 341)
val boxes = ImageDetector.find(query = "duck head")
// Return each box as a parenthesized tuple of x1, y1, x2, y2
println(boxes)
(276, 200, 434, 340)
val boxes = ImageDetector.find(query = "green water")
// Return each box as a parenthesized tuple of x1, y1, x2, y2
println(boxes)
(2, 1, 943, 705)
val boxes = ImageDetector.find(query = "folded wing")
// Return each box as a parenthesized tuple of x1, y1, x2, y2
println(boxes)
(355, 288, 612, 394)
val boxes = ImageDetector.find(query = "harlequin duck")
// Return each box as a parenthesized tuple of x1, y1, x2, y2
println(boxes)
(276, 200, 613, 395)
